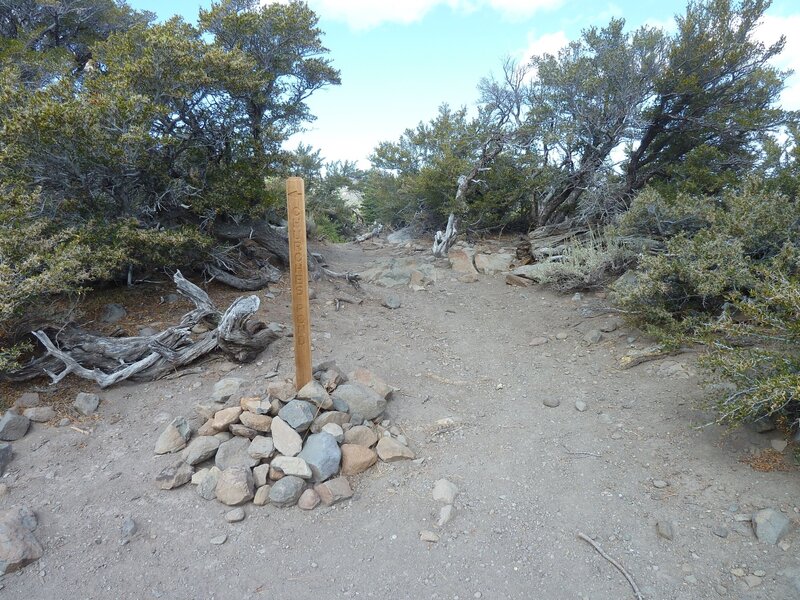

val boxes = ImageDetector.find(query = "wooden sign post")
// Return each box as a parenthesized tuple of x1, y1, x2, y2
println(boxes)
(286, 177, 312, 389)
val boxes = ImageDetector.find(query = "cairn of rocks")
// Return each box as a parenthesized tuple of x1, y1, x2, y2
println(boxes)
(155, 362, 414, 512)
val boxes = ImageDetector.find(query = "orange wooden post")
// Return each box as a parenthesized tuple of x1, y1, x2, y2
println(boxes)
(286, 177, 313, 389)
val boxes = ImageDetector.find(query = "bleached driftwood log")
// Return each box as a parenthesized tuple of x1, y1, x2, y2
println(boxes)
(432, 213, 458, 258)
(17, 271, 279, 388)
(355, 223, 383, 243)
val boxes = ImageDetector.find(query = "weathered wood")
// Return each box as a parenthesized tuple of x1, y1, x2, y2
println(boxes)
(14, 270, 278, 387)
(355, 223, 383, 243)
(287, 177, 313, 389)
(432, 213, 458, 258)
(205, 263, 281, 291)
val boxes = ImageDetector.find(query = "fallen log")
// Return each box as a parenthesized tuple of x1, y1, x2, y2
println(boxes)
(12, 270, 279, 388)
(355, 223, 383, 243)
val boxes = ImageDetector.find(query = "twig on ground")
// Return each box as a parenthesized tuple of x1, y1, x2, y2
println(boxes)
(561, 444, 602, 458)
(577, 532, 643, 600)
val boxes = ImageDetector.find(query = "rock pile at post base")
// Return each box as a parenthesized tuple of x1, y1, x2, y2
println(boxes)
(155, 362, 414, 510)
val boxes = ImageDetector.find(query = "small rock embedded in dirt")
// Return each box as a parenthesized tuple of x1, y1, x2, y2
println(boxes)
(23, 406, 55, 423)
(331, 383, 386, 421)
(744, 575, 762, 588)
(225, 508, 245, 523)
(574, 400, 587, 412)
(344, 425, 378, 447)
(121, 517, 137, 538)
(712, 526, 729, 538)
(101, 303, 127, 323)
(420, 530, 439, 543)
(209, 534, 227, 545)
(315, 477, 353, 506)
(296, 380, 334, 410)
(377, 437, 415, 462)
(181, 436, 221, 465)
(0, 411, 29, 441)
(432, 479, 459, 505)
(198, 466, 222, 500)
(656, 520, 674, 540)
(14, 393, 40, 409)
(542, 398, 560, 408)
(215, 466, 255, 506)
(154, 417, 191, 454)
(383, 294, 401, 309)
(298, 488, 320, 510)
(278, 400, 317, 432)
(529, 337, 548, 347)
(583, 329, 603, 344)
(215, 437, 259, 470)
(752, 508, 791, 544)
(299, 432, 341, 482)
(269, 476, 306, 508)
(156, 461, 194, 490)
(0, 506, 43, 575)
(652, 480, 669, 489)
(211, 378, 243, 403)
(555, 332, 568, 340)
(0, 443, 12, 475)
(340, 444, 377, 475)
(73, 392, 100, 416)
(771, 439, 788, 452)
(598, 413, 613, 425)
(438, 505, 455, 527)
(271, 417, 303, 457)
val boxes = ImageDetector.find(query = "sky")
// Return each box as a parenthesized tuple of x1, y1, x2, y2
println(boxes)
(131, 0, 800, 167)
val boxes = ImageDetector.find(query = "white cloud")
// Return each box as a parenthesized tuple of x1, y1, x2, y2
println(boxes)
(518, 29, 569, 61)
(296, 0, 561, 30)
(754, 13, 800, 111)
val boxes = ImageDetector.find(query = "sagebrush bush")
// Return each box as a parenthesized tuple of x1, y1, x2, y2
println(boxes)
(614, 182, 800, 424)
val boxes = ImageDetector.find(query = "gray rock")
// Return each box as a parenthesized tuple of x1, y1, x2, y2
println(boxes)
(253, 464, 270, 488)
(295, 380, 333, 410)
(376, 436, 415, 461)
(278, 400, 317, 432)
(229, 424, 257, 439)
(271, 456, 312, 479)
(575, 400, 587, 412)
(22, 406, 55, 423)
(344, 425, 378, 447)
(298, 432, 341, 482)
(712, 526, 729, 538)
(269, 475, 306, 507)
(154, 417, 191, 454)
(271, 417, 303, 457)
(198, 466, 222, 500)
(156, 461, 194, 490)
(248, 436, 274, 460)
(101, 303, 126, 323)
(225, 508, 246, 523)
(0, 442, 12, 476)
(432, 479, 459, 504)
(383, 294, 401, 309)
(181, 436, 221, 465)
(543, 398, 560, 408)
(212, 378, 244, 403)
(215, 437, 259, 470)
(215, 466, 255, 505)
(420, 530, 439, 543)
(209, 534, 227, 545)
(253, 485, 270, 506)
(331, 383, 386, 421)
(656, 520, 674, 540)
(475, 253, 513, 275)
(437, 504, 455, 527)
(653, 480, 669, 489)
(121, 517, 137, 538)
(321, 422, 344, 443)
(753, 508, 791, 544)
(0, 411, 29, 441)
(0, 506, 43, 575)
(751, 416, 776, 433)
(583, 329, 603, 344)
(311, 411, 351, 433)
(13, 393, 40, 409)
(73, 392, 100, 416)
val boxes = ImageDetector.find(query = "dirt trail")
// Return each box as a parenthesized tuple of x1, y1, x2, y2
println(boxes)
(2, 239, 799, 600)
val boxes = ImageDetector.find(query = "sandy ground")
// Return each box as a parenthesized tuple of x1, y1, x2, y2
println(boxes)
(2, 239, 799, 600)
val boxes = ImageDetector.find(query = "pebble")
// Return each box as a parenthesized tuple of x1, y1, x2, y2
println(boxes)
(314, 477, 353, 506)
(73, 392, 100, 416)
(376, 437, 415, 461)
(420, 530, 439, 543)
(271, 417, 303, 457)
(752, 508, 791, 544)
(712, 526, 729, 538)
(224, 508, 245, 523)
(437, 505, 455, 527)
(744, 575, 762, 588)
(652, 480, 669, 489)
(432, 479, 459, 505)
(555, 332, 568, 340)
(529, 337, 548, 347)
(771, 439, 788, 452)
(543, 398, 560, 408)
(383, 294, 401, 309)
(656, 520, 674, 540)
(731, 568, 746, 577)
(298, 488, 321, 510)
(253, 485, 270, 506)
(0, 411, 30, 441)
(753, 569, 766, 577)
(22, 406, 55, 423)
(574, 400, 587, 412)
(321, 422, 344, 443)
(209, 534, 227, 545)
(271, 456, 313, 479)
(121, 517, 137, 538)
